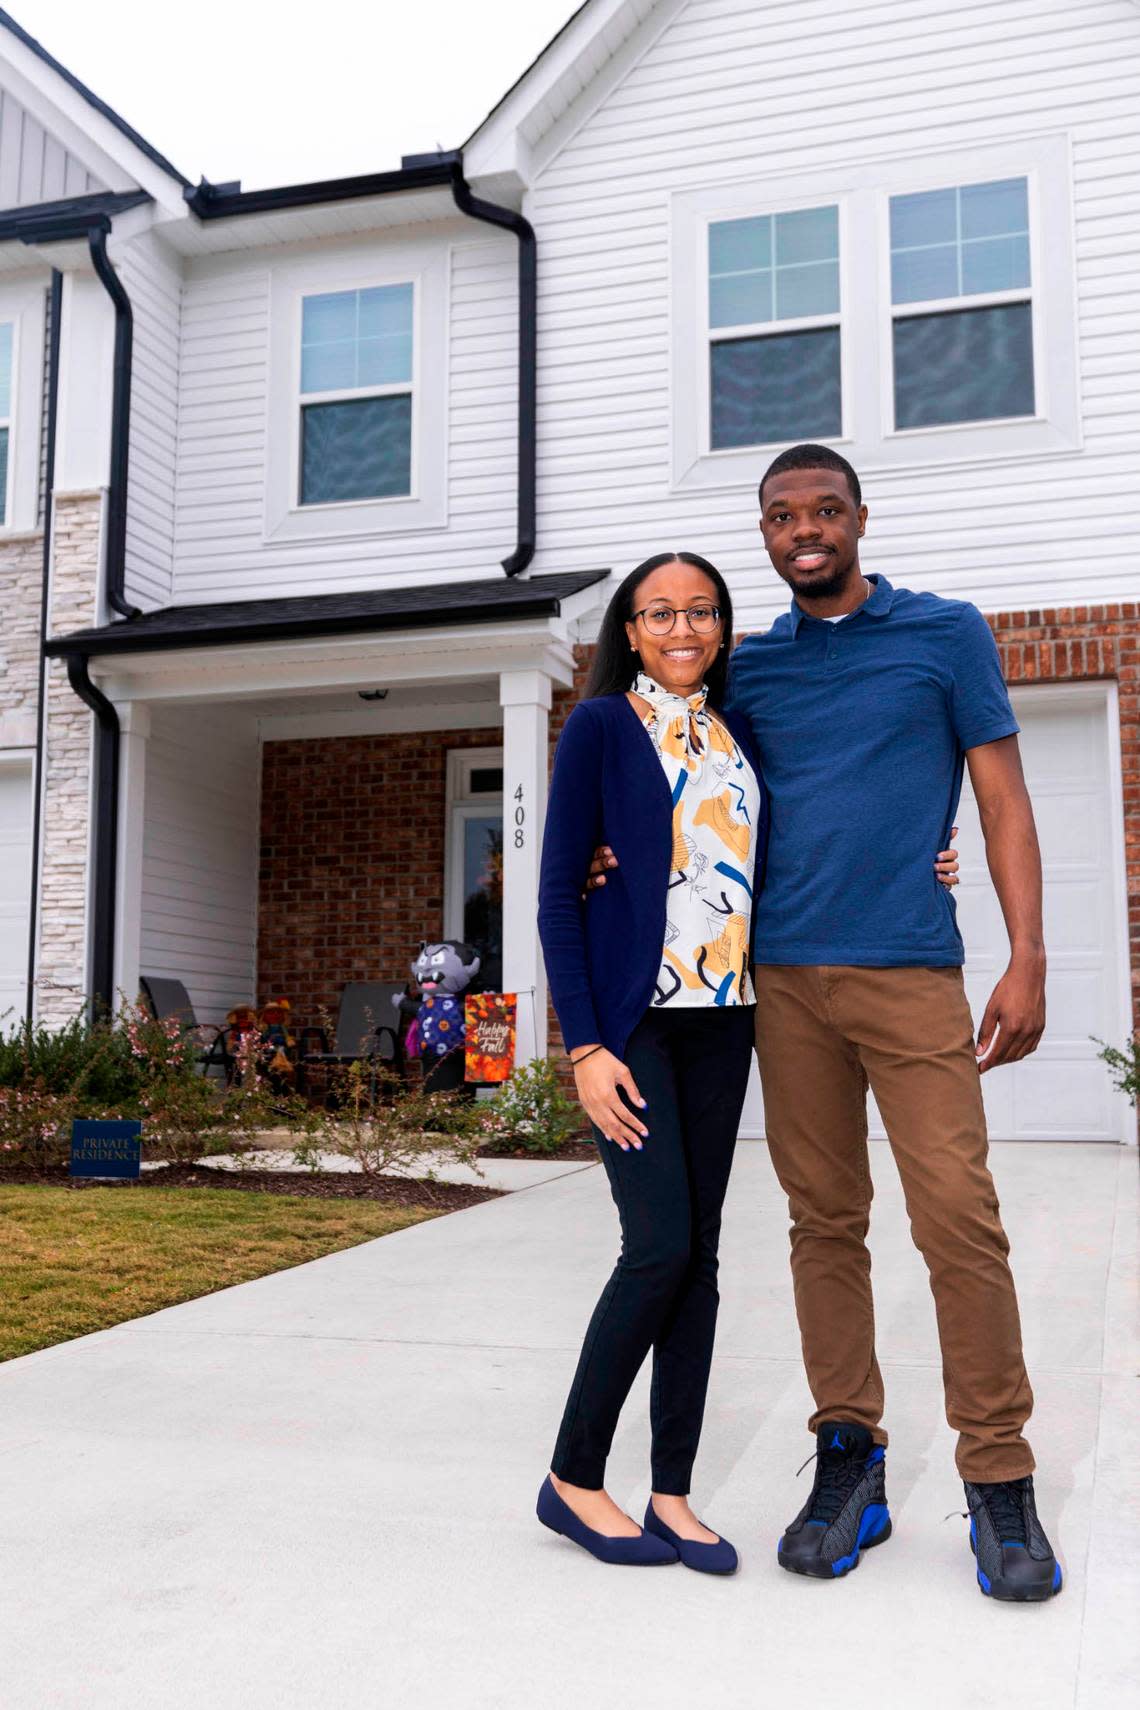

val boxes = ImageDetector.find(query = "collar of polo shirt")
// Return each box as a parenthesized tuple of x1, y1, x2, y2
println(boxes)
(788, 572, 897, 637)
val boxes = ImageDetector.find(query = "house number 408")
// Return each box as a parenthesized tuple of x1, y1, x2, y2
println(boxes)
(513, 783, 526, 849)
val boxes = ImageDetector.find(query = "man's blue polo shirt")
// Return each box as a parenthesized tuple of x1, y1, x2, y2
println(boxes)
(726, 574, 1019, 967)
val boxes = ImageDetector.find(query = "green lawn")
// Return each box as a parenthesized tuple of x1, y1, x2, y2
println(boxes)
(0, 1185, 437, 1362)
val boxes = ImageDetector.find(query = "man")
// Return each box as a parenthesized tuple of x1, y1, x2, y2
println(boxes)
(588, 443, 1060, 1602)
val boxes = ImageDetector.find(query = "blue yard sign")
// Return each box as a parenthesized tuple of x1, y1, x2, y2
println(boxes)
(70, 1120, 143, 1180)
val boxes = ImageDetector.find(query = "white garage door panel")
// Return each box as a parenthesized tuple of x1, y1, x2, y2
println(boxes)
(870, 690, 1129, 1143)
(0, 763, 33, 1026)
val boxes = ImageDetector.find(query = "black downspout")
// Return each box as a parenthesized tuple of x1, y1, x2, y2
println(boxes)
(87, 223, 140, 620)
(64, 655, 120, 1015)
(449, 164, 536, 577)
(25, 268, 63, 1024)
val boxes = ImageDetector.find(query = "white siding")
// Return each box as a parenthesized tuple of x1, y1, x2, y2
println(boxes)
(0, 87, 105, 208)
(121, 230, 181, 610)
(170, 228, 519, 602)
(138, 704, 259, 1024)
(526, 0, 1140, 628)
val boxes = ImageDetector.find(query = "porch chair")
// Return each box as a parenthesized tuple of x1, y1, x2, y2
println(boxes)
(296, 981, 407, 1099)
(139, 976, 236, 1082)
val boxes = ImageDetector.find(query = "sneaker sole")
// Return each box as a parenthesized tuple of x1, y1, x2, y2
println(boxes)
(778, 1511, 892, 1579)
(970, 1535, 1063, 1601)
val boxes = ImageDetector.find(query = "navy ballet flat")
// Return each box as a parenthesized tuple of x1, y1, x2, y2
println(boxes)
(643, 1500, 739, 1575)
(537, 1477, 678, 1566)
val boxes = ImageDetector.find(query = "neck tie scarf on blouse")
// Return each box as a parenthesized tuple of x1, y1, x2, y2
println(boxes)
(634, 672, 713, 780)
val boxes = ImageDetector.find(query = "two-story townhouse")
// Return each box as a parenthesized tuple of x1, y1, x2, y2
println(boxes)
(0, 0, 1136, 1144)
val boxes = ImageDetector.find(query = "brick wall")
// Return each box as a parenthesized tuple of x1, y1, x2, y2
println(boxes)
(987, 602, 1139, 1029)
(257, 726, 503, 1028)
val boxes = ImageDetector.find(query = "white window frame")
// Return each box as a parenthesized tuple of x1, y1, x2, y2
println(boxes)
(265, 237, 449, 541)
(0, 280, 46, 536)
(704, 199, 847, 461)
(670, 132, 1079, 494)
(882, 177, 1037, 444)
(444, 748, 503, 942)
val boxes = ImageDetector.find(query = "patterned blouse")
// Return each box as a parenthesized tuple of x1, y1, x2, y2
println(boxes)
(634, 673, 761, 1009)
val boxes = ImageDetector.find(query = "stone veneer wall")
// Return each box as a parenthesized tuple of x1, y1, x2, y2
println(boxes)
(0, 531, 45, 751)
(36, 491, 103, 1025)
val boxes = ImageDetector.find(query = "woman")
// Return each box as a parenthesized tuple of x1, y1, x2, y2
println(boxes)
(535, 551, 957, 1574)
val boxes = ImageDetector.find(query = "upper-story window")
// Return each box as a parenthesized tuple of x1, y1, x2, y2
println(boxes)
(299, 283, 414, 506)
(0, 321, 12, 525)
(671, 135, 1077, 492)
(708, 205, 841, 450)
(265, 241, 448, 542)
(889, 177, 1034, 431)
(0, 282, 45, 534)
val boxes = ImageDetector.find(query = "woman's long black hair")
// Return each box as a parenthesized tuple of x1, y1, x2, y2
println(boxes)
(584, 551, 735, 705)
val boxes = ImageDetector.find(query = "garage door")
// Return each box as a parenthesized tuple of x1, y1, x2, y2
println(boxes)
(740, 687, 1132, 1143)
(0, 761, 33, 1026)
(870, 687, 1130, 1143)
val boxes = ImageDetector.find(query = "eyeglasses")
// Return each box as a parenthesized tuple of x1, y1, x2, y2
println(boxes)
(632, 603, 722, 636)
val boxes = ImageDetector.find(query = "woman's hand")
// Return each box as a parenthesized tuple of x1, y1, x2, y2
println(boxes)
(936, 825, 960, 888)
(570, 1046, 648, 1150)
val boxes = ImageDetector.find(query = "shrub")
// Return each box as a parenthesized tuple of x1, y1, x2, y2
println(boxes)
(479, 1058, 586, 1155)
(0, 1010, 143, 1106)
(0, 1003, 318, 1172)
(292, 1058, 484, 1179)
(1096, 1034, 1140, 1107)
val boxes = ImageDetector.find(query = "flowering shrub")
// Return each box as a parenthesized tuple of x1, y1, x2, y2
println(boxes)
(479, 1058, 586, 1155)
(0, 1002, 317, 1172)
(292, 1057, 483, 1179)
(0, 1085, 81, 1173)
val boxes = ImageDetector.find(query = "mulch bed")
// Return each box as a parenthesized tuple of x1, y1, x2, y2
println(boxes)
(479, 1140, 597, 1162)
(0, 1163, 501, 1211)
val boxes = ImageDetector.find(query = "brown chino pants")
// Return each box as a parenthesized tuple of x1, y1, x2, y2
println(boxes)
(754, 964, 1034, 1482)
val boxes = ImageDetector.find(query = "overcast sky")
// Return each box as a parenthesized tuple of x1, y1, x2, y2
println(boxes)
(13, 0, 580, 188)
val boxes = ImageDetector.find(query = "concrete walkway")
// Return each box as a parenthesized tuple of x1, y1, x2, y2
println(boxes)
(1, 1142, 1136, 1709)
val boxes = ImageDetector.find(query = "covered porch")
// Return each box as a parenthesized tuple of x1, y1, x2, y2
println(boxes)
(42, 573, 609, 1067)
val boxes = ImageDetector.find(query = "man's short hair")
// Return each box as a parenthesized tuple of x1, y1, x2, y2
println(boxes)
(759, 443, 862, 509)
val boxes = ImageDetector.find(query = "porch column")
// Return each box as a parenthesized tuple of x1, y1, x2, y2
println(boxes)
(113, 700, 149, 1010)
(499, 668, 550, 1064)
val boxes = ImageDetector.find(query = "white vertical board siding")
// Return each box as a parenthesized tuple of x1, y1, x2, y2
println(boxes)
(171, 230, 518, 602)
(0, 88, 106, 207)
(120, 231, 181, 610)
(527, 0, 1140, 629)
(138, 705, 259, 1023)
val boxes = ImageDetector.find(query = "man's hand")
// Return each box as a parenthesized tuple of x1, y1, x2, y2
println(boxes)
(976, 954, 1047, 1072)
(570, 1046, 648, 1149)
(966, 735, 1048, 1075)
(584, 845, 619, 892)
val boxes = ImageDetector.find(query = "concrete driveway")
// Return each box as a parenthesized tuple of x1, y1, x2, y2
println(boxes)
(1, 1142, 1136, 1709)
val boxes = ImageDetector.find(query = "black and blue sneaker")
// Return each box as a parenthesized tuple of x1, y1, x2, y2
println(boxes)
(778, 1421, 892, 1579)
(964, 1475, 1062, 1602)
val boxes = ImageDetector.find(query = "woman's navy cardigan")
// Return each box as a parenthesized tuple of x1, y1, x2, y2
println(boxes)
(537, 693, 769, 1059)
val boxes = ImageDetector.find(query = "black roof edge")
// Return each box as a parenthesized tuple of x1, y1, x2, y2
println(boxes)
(43, 572, 612, 660)
(0, 9, 191, 188)
(0, 188, 152, 244)
(185, 152, 464, 221)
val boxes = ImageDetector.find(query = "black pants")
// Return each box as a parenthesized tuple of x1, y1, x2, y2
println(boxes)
(551, 1004, 755, 1495)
